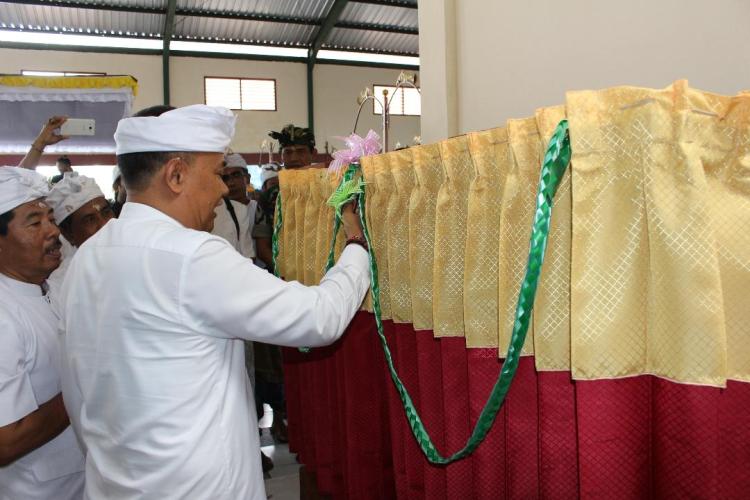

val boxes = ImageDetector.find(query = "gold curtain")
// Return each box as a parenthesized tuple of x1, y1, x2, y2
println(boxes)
(386, 149, 416, 323)
(533, 105, 572, 371)
(433, 136, 475, 337)
(302, 169, 320, 285)
(497, 118, 541, 356)
(275, 81, 750, 387)
(293, 170, 310, 283)
(277, 170, 294, 280)
(409, 144, 443, 331)
(362, 154, 392, 318)
(687, 89, 750, 383)
(464, 127, 508, 348)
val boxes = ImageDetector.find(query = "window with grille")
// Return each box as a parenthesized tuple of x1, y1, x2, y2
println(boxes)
(21, 70, 106, 76)
(204, 77, 277, 111)
(373, 84, 421, 116)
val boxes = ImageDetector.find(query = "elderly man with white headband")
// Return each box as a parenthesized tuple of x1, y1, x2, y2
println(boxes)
(57, 105, 370, 499)
(212, 152, 256, 259)
(0, 167, 84, 500)
(45, 172, 114, 296)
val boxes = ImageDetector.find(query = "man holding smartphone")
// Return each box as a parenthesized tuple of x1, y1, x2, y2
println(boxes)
(18, 116, 69, 170)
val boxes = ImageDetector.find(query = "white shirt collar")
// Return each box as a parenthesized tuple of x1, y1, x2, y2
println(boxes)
(0, 272, 44, 297)
(119, 202, 185, 228)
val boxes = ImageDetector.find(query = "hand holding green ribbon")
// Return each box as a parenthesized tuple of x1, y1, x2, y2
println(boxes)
(274, 120, 572, 464)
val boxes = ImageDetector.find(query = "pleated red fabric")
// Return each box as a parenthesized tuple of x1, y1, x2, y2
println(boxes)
(282, 313, 750, 499)
(415, 330, 447, 499)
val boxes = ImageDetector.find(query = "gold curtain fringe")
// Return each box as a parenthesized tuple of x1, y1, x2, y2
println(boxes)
(276, 80, 750, 388)
(0, 75, 138, 95)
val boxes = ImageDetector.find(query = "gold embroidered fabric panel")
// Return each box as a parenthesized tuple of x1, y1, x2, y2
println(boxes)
(682, 88, 750, 383)
(568, 82, 727, 386)
(409, 144, 443, 331)
(313, 172, 333, 285)
(362, 154, 392, 319)
(464, 127, 509, 348)
(498, 118, 541, 355)
(533, 106, 572, 370)
(302, 169, 321, 286)
(386, 149, 416, 323)
(277, 170, 296, 281)
(273, 81, 750, 387)
(293, 170, 311, 284)
(433, 135, 476, 337)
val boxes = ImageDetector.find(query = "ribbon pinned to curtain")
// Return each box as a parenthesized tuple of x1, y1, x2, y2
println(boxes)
(273, 120, 572, 464)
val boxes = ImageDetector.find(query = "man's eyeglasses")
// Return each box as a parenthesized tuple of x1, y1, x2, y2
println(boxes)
(222, 171, 246, 182)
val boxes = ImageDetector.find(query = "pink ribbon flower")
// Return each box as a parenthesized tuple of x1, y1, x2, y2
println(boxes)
(328, 130, 382, 174)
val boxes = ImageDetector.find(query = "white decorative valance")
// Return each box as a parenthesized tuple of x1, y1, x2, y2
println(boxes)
(0, 75, 137, 154)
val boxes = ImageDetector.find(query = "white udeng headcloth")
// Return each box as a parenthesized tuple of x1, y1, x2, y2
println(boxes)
(0, 167, 50, 214)
(46, 172, 105, 224)
(115, 105, 237, 155)
(225, 153, 247, 169)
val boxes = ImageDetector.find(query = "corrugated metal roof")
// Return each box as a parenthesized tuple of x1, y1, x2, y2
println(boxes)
(0, 0, 420, 57)
(177, 0, 332, 20)
(174, 16, 316, 46)
(338, 3, 417, 30)
(47, 0, 167, 9)
(325, 27, 418, 55)
(0, 3, 164, 36)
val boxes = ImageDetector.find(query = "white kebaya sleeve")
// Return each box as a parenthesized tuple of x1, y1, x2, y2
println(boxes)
(181, 238, 370, 347)
(0, 313, 39, 426)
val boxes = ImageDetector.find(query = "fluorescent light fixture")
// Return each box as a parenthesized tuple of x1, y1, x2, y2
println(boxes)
(0, 29, 420, 66)
(20, 70, 66, 76)
(0, 30, 162, 50)
(170, 40, 307, 58)
(317, 50, 419, 67)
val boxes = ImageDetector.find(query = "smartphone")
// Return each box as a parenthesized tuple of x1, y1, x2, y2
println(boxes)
(60, 118, 96, 136)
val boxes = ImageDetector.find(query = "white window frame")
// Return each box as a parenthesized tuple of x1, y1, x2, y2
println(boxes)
(372, 84, 421, 117)
(203, 76, 277, 112)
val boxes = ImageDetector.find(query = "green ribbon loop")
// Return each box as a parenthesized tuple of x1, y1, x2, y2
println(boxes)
(274, 120, 571, 464)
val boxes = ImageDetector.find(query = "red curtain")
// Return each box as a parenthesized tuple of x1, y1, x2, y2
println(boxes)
(283, 312, 750, 499)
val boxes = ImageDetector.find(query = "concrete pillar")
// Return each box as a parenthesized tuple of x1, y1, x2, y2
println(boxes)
(417, 0, 459, 143)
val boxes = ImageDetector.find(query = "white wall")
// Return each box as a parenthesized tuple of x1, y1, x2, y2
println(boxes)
(417, 0, 458, 143)
(314, 65, 421, 153)
(420, 0, 750, 140)
(169, 57, 308, 153)
(0, 46, 421, 154)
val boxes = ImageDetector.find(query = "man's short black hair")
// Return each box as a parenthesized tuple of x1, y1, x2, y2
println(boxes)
(133, 105, 176, 118)
(118, 105, 182, 191)
(0, 209, 15, 237)
(56, 156, 71, 167)
(117, 152, 192, 192)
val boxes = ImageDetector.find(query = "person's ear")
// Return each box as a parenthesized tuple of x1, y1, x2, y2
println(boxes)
(163, 156, 189, 194)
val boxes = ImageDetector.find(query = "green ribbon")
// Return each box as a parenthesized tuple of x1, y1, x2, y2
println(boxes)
(275, 120, 571, 464)
(324, 165, 359, 271)
(271, 191, 283, 278)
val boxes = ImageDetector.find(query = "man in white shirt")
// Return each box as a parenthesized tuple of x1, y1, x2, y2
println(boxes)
(58, 105, 370, 499)
(213, 153, 256, 259)
(0, 167, 84, 500)
(45, 172, 113, 296)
